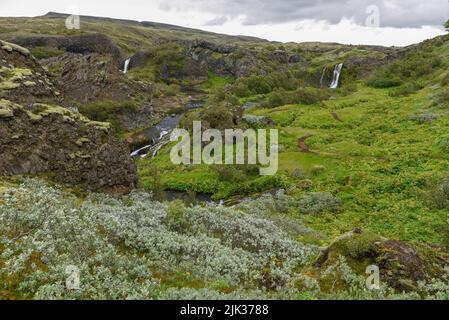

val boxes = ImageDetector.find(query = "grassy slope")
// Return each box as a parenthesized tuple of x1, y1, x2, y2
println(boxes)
(140, 36, 449, 247)
(0, 14, 268, 54)
(254, 84, 448, 244)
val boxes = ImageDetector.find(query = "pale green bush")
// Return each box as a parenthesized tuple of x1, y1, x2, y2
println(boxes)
(0, 179, 315, 299)
(298, 192, 341, 214)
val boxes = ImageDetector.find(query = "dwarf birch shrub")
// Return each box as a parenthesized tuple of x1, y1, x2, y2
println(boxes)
(298, 192, 341, 214)
(0, 179, 317, 299)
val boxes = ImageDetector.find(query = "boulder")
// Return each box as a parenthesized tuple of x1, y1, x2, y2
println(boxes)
(129, 51, 149, 69)
(269, 50, 289, 64)
(313, 229, 449, 292)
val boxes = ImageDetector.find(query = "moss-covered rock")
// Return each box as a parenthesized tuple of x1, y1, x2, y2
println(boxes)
(0, 40, 30, 56)
(0, 99, 137, 191)
(0, 40, 61, 105)
(312, 229, 449, 293)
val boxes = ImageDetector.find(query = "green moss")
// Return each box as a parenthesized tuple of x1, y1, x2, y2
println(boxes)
(31, 46, 65, 59)
(0, 40, 30, 56)
(203, 72, 234, 91)
(85, 121, 111, 132)
(330, 231, 382, 260)
(23, 81, 36, 87)
(211, 52, 224, 60)
(0, 66, 33, 90)
(0, 81, 20, 90)
(0, 108, 13, 118)
(69, 151, 92, 159)
(75, 137, 90, 146)
(0, 99, 18, 118)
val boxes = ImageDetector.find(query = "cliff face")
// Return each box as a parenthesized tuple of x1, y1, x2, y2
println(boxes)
(44, 52, 152, 104)
(0, 40, 138, 191)
(0, 39, 62, 105)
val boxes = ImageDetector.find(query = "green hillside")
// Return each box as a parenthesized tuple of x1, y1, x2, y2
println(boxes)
(1, 13, 449, 300)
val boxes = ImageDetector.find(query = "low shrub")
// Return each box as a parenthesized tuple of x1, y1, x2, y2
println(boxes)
(0, 179, 315, 299)
(31, 46, 65, 59)
(366, 72, 402, 88)
(146, 43, 186, 81)
(265, 88, 330, 108)
(201, 105, 235, 130)
(366, 51, 442, 88)
(409, 112, 439, 124)
(440, 73, 449, 86)
(433, 88, 449, 107)
(78, 99, 139, 123)
(213, 165, 259, 182)
(298, 192, 341, 214)
(422, 176, 449, 210)
(437, 134, 449, 152)
(389, 81, 424, 97)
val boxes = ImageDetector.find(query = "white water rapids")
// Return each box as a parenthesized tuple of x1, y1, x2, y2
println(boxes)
(123, 58, 131, 74)
(329, 63, 343, 89)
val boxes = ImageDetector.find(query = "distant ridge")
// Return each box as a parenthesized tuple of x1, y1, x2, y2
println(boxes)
(42, 12, 268, 43)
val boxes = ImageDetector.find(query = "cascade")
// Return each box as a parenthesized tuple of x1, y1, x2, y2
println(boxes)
(329, 63, 343, 89)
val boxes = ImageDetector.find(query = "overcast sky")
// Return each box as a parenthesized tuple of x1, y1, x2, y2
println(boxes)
(1, 0, 448, 46)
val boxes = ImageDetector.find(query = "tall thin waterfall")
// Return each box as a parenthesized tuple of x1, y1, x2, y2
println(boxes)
(123, 58, 131, 74)
(329, 63, 343, 89)
(320, 68, 327, 88)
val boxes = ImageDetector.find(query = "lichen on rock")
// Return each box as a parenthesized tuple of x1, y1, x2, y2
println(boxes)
(0, 40, 138, 192)
(312, 229, 449, 293)
(0, 39, 30, 56)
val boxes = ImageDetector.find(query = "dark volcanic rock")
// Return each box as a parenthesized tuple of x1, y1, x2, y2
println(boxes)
(288, 54, 305, 64)
(269, 50, 289, 64)
(44, 52, 152, 104)
(11, 33, 125, 64)
(129, 51, 149, 69)
(0, 40, 138, 191)
(0, 102, 137, 191)
(0, 40, 62, 105)
(185, 40, 265, 77)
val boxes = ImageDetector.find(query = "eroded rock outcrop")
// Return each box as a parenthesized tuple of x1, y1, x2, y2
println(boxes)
(184, 40, 266, 77)
(0, 101, 137, 191)
(44, 52, 152, 104)
(10, 33, 124, 64)
(0, 40, 138, 191)
(0, 40, 62, 105)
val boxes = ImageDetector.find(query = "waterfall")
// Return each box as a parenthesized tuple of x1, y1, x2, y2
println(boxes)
(320, 68, 327, 88)
(329, 63, 343, 89)
(123, 58, 131, 74)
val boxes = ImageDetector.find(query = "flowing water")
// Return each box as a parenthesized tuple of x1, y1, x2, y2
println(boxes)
(130, 99, 205, 159)
(130, 115, 181, 158)
(329, 63, 343, 89)
(320, 67, 327, 88)
(123, 58, 131, 74)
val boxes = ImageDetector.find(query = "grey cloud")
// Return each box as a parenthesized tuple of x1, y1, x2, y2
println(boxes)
(159, 0, 449, 28)
(203, 15, 229, 26)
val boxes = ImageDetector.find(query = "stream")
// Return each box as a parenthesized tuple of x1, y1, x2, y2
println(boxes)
(130, 114, 181, 158)
(130, 99, 204, 159)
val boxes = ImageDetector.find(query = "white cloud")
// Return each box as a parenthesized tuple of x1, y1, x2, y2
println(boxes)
(0, 0, 447, 46)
